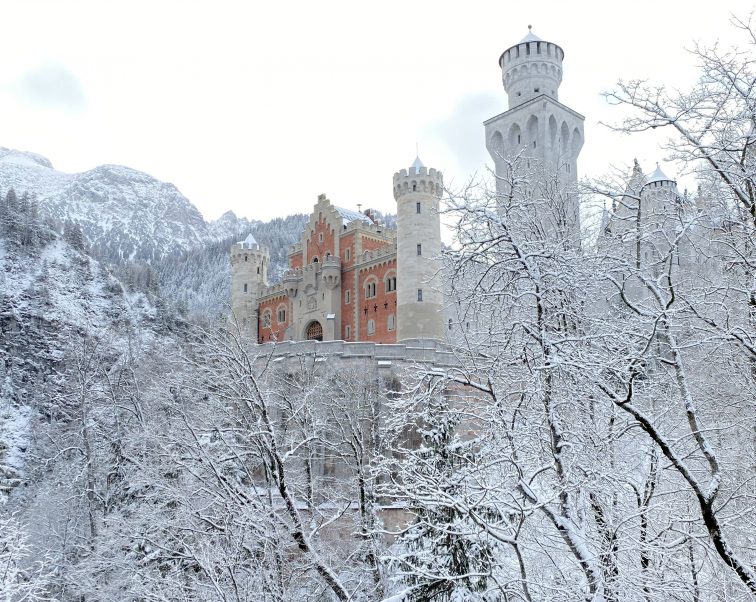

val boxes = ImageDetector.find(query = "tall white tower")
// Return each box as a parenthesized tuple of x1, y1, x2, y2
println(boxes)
(484, 27, 584, 237)
(393, 157, 444, 342)
(230, 233, 269, 339)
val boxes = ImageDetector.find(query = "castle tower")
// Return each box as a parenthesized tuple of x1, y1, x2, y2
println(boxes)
(641, 164, 685, 268)
(393, 157, 444, 342)
(230, 233, 269, 339)
(484, 27, 584, 237)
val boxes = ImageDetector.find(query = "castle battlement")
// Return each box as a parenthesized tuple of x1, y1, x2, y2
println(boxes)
(356, 244, 396, 266)
(259, 282, 286, 299)
(393, 166, 443, 200)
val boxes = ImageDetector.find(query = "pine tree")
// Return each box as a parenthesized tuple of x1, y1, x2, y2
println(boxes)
(392, 390, 504, 602)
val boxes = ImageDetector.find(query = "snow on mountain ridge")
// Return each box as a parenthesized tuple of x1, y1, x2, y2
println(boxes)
(0, 147, 54, 170)
(0, 148, 211, 262)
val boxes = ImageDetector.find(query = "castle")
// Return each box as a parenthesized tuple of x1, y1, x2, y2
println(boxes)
(230, 27, 682, 345)
(230, 162, 444, 345)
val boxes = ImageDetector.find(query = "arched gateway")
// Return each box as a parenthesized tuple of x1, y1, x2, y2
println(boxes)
(305, 321, 323, 341)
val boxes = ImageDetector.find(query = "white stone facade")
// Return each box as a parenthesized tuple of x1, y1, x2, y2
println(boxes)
(393, 162, 444, 342)
(484, 30, 584, 237)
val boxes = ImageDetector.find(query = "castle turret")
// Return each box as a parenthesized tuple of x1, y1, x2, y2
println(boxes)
(393, 157, 444, 342)
(230, 233, 269, 339)
(484, 28, 584, 239)
(501, 26, 564, 110)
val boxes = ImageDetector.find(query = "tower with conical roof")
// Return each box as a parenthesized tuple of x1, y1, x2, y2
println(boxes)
(393, 156, 444, 342)
(484, 27, 584, 237)
(230, 233, 269, 339)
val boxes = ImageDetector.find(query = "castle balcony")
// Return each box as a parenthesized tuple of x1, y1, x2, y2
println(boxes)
(283, 268, 302, 297)
(321, 256, 341, 289)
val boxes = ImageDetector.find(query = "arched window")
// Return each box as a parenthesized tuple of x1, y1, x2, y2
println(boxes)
(244, 255, 248, 262)
(312, 256, 319, 263)
(385, 273, 397, 293)
(243, 283, 248, 293)
(262, 311, 272, 328)
(387, 314, 395, 331)
(345, 247, 351, 261)
(257, 266, 260, 274)
(345, 325, 351, 340)
(345, 289, 351, 304)
(365, 279, 377, 299)
(367, 319, 375, 335)
(277, 305, 286, 323)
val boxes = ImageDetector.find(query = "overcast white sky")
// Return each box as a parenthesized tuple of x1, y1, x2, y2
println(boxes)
(0, 0, 752, 222)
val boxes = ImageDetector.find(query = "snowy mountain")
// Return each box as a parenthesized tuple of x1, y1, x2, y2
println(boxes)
(0, 147, 208, 262)
(207, 210, 260, 241)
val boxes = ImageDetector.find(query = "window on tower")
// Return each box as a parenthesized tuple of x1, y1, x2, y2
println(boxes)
(417, 289, 423, 302)
(345, 289, 350, 304)
(416, 201, 421, 214)
(417, 244, 422, 256)
(243, 283, 248, 293)
(365, 280, 377, 299)
(345, 325, 351, 339)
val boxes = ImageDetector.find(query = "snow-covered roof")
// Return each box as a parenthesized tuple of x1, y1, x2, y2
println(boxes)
(645, 164, 673, 185)
(520, 27, 543, 43)
(238, 233, 258, 248)
(334, 206, 373, 225)
(410, 155, 425, 174)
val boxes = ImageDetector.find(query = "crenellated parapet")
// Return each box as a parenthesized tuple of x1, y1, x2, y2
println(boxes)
(499, 28, 564, 110)
(393, 167, 443, 200)
(258, 282, 286, 300)
(355, 244, 397, 268)
(231, 241, 269, 267)
(322, 256, 341, 289)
